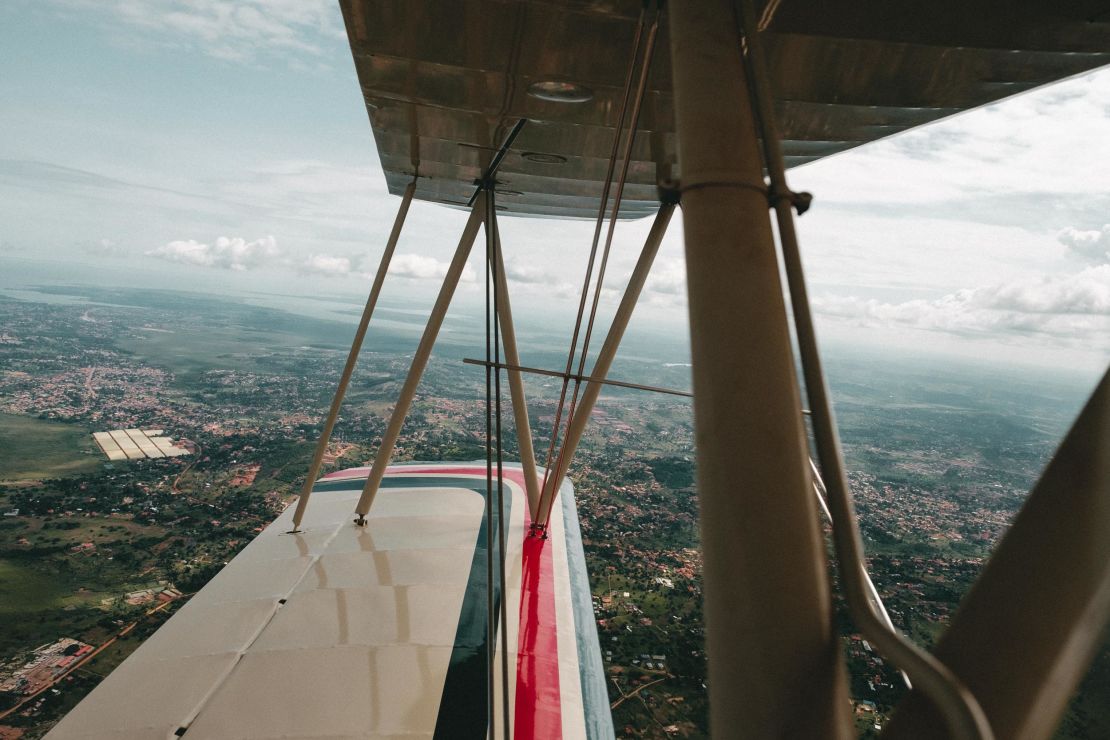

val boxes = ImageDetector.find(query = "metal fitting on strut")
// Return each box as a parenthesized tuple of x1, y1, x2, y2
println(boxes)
(658, 178, 681, 205)
(770, 187, 813, 215)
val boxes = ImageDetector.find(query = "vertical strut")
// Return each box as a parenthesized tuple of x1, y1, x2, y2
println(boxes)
(536, 203, 675, 527)
(733, 1, 991, 737)
(668, 1, 853, 736)
(353, 196, 485, 521)
(291, 182, 415, 531)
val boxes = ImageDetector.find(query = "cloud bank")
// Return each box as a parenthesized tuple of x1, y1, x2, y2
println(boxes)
(301, 253, 351, 276)
(646, 259, 687, 297)
(814, 264, 1110, 343)
(50, 0, 344, 65)
(387, 253, 472, 281)
(1058, 225, 1110, 266)
(146, 236, 280, 271)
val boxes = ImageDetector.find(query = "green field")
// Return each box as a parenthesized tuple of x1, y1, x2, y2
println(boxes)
(0, 558, 117, 676)
(0, 413, 102, 481)
(0, 558, 72, 614)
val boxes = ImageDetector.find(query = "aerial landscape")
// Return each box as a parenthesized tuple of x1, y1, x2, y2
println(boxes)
(2, 1, 1110, 738)
(0, 283, 1104, 738)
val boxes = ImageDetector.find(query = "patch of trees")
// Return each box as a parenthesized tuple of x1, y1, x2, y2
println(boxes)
(647, 457, 695, 490)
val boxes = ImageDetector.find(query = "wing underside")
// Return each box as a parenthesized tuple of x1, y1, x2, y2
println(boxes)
(340, 0, 1110, 219)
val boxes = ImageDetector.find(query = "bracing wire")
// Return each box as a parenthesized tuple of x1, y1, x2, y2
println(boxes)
(490, 199, 511, 739)
(482, 182, 511, 738)
(466, 118, 521, 736)
(537, 8, 647, 519)
(575, 17, 658, 383)
(482, 188, 496, 739)
(542, 12, 659, 527)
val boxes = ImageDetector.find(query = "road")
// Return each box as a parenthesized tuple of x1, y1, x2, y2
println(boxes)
(610, 675, 668, 710)
(169, 439, 201, 494)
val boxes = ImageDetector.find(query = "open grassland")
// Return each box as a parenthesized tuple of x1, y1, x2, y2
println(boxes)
(0, 413, 101, 481)
(0, 556, 131, 663)
(2, 515, 165, 551)
(0, 558, 71, 614)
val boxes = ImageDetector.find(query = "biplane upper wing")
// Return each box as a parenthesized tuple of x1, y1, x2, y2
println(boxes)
(341, 0, 1110, 219)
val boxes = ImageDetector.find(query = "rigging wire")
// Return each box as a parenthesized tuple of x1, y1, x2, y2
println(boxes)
(734, 1, 992, 738)
(537, 8, 647, 526)
(483, 188, 496, 740)
(461, 358, 692, 398)
(541, 11, 660, 527)
(481, 167, 512, 737)
(490, 199, 511, 739)
(574, 16, 659, 383)
(468, 118, 525, 736)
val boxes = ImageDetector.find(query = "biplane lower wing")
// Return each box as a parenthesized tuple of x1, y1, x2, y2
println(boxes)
(46, 463, 613, 739)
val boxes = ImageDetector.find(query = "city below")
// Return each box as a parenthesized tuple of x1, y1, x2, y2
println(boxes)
(0, 284, 1105, 738)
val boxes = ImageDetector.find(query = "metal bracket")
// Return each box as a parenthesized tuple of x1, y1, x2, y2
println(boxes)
(353, 515, 367, 527)
(658, 179, 681, 205)
(769, 186, 813, 215)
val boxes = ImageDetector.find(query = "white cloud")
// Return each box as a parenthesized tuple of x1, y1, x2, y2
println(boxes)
(1058, 225, 1110, 266)
(48, 0, 344, 64)
(301, 253, 351, 276)
(646, 259, 686, 296)
(503, 257, 546, 284)
(387, 253, 475, 282)
(146, 235, 280, 271)
(511, 279, 581, 302)
(814, 265, 1110, 344)
(974, 265, 1110, 315)
(143, 239, 485, 284)
(791, 67, 1110, 209)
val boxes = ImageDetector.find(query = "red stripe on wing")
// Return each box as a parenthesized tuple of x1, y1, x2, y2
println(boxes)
(319, 464, 564, 737)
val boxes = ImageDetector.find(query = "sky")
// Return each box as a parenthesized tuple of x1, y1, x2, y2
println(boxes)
(1, 0, 1108, 380)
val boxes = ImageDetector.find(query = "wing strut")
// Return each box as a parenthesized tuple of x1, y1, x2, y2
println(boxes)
(734, 0, 992, 736)
(809, 458, 912, 690)
(533, 202, 675, 532)
(352, 199, 485, 523)
(290, 180, 416, 531)
(353, 118, 526, 523)
(488, 213, 541, 516)
(667, 1, 854, 735)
